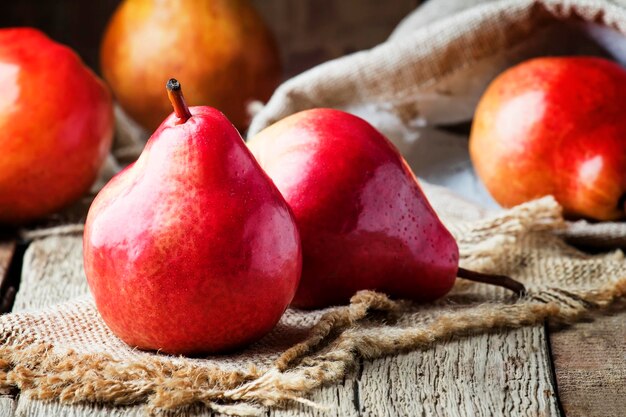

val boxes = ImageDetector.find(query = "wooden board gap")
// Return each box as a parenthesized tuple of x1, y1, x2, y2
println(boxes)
(0, 240, 28, 314)
(544, 321, 566, 417)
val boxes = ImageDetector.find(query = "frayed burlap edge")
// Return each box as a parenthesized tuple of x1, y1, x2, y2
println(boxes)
(2, 280, 626, 416)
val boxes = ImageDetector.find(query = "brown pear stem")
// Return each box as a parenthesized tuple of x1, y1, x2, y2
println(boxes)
(166, 78, 192, 123)
(457, 267, 526, 296)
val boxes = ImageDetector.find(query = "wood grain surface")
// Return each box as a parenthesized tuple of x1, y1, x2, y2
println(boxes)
(0, 398, 15, 417)
(549, 308, 626, 417)
(3, 235, 561, 416)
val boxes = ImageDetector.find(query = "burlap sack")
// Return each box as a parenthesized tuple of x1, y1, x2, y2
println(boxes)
(2, 0, 626, 415)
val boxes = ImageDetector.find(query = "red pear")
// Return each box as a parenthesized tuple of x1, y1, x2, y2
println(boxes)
(0, 28, 113, 224)
(470, 56, 626, 221)
(84, 80, 301, 354)
(248, 109, 519, 309)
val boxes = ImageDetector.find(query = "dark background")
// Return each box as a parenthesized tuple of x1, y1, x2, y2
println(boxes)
(0, 0, 421, 78)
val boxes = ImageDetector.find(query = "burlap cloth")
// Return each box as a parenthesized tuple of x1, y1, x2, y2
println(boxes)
(2, 0, 626, 415)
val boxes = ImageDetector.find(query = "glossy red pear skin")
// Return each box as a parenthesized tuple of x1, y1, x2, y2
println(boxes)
(470, 57, 626, 221)
(248, 109, 459, 309)
(84, 107, 301, 354)
(0, 28, 113, 224)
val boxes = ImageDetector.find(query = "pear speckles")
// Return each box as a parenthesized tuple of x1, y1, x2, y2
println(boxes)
(84, 103, 301, 355)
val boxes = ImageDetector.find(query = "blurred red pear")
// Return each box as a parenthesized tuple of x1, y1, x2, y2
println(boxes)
(470, 56, 626, 221)
(0, 28, 113, 224)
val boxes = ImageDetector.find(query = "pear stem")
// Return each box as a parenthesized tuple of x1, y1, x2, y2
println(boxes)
(457, 267, 526, 296)
(166, 78, 192, 123)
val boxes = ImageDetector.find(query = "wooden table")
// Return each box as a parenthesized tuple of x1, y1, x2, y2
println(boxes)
(1, 234, 624, 417)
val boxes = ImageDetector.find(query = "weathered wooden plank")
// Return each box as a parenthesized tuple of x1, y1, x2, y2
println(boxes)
(0, 397, 15, 417)
(13, 235, 561, 417)
(549, 308, 626, 417)
(272, 371, 360, 417)
(0, 240, 16, 314)
(14, 401, 217, 417)
(12, 235, 87, 312)
(0, 239, 17, 417)
(356, 326, 559, 417)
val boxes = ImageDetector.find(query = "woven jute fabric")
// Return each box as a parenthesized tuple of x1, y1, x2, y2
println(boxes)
(2, 0, 626, 415)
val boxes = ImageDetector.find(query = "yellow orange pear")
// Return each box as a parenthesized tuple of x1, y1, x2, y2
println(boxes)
(101, 0, 281, 131)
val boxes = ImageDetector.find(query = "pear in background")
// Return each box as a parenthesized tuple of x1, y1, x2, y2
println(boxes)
(101, 0, 281, 132)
